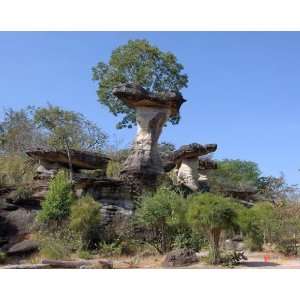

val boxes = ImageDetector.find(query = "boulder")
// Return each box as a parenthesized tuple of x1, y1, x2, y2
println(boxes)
(162, 249, 198, 267)
(7, 240, 39, 255)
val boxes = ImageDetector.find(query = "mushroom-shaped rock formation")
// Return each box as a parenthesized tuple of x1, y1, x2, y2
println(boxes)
(197, 158, 218, 192)
(113, 83, 186, 185)
(172, 143, 217, 192)
(26, 148, 110, 176)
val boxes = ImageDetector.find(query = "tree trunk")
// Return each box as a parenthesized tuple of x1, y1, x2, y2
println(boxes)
(209, 229, 221, 265)
(64, 140, 73, 182)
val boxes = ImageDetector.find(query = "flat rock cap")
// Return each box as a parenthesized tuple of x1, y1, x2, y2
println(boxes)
(112, 83, 186, 117)
(172, 143, 217, 162)
(26, 148, 110, 170)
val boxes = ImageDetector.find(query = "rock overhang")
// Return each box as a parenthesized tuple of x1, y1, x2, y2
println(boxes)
(172, 143, 217, 163)
(112, 83, 186, 117)
(26, 148, 110, 170)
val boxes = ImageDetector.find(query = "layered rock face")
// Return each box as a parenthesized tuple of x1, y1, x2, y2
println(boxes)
(113, 83, 186, 187)
(172, 143, 217, 192)
(0, 148, 134, 253)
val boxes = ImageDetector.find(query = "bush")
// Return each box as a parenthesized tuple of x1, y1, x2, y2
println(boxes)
(99, 241, 122, 257)
(69, 195, 102, 249)
(134, 186, 187, 253)
(0, 154, 35, 186)
(0, 251, 7, 264)
(187, 193, 239, 264)
(37, 170, 74, 224)
(220, 251, 247, 268)
(37, 227, 82, 259)
(172, 231, 207, 252)
(15, 185, 33, 202)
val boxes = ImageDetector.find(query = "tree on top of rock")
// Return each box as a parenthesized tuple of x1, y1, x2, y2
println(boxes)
(92, 39, 188, 129)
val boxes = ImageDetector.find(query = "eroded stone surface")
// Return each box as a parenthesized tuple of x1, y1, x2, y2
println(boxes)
(26, 148, 110, 171)
(173, 143, 217, 192)
(113, 83, 186, 186)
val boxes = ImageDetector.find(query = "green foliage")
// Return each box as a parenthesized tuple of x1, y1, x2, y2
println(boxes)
(256, 175, 297, 202)
(69, 195, 102, 249)
(92, 39, 188, 129)
(238, 208, 264, 251)
(34, 104, 107, 151)
(0, 106, 45, 154)
(0, 154, 35, 186)
(0, 251, 7, 264)
(220, 251, 247, 268)
(78, 250, 93, 260)
(172, 231, 207, 252)
(106, 160, 122, 178)
(37, 171, 74, 224)
(208, 159, 261, 193)
(37, 226, 82, 259)
(99, 241, 122, 257)
(187, 193, 239, 264)
(134, 186, 187, 253)
(15, 185, 33, 201)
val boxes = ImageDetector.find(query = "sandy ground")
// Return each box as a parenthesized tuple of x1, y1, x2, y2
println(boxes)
(2, 251, 300, 269)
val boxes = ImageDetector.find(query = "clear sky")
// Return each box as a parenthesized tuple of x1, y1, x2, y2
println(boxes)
(0, 32, 299, 185)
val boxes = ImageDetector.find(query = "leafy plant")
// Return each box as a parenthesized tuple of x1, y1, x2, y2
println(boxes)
(37, 170, 74, 224)
(69, 195, 102, 249)
(99, 241, 122, 257)
(134, 186, 187, 253)
(220, 251, 247, 268)
(187, 193, 239, 264)
(0, 251, 7, 264)
(37, 227, 82, 259)
(92, 39, 188, 129)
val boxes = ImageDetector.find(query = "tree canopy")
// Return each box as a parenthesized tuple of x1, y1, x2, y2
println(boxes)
(34, 105, 107, 152)
(208, 159, 261, 192)
(92, 39, 188, 129)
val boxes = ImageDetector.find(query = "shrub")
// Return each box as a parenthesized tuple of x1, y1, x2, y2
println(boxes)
(15, 185, 33, 202)
(134, 186, 187, 253)
(0, 154, 35, 186)
(37, 170, 74, 224)
(99, 241, 122, 257)
(0, 251, 7, 264)
(172, 231, 207, 252)
(238, 208, 264, 251)
(69, 195, 102, 249)
(78, 250, 93, 260)
(37, 227, 82, 259)
(220, 251, 247, 268)
(187, 193, 239, 264)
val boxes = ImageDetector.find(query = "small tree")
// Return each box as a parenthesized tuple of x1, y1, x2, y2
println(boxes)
(92, 39, 188, 129)
(187, 193, 238, 264)
(208, 159, 261, 194)
(34, 104, 107, 181)
(135, 186, 186, 253)
(37, 170, 74, 224)
(69, 195, 102, 249)
(0, 106, 45, 154)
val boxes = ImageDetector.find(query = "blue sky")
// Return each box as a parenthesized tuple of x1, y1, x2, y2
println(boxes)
(0, 32, 299, 185)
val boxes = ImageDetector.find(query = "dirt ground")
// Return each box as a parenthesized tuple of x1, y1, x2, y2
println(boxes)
(2, 251, 300, 269)
(113, 251, 300, 269)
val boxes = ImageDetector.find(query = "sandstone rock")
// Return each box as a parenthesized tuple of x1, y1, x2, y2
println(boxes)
(26, 148, 110, 171)
(198, 158, 218, 170)
(113, 83, 186, 187)
(7, 240, 38, 255)
(162, 249, 198, 267)
(172, 143, 217, 192)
